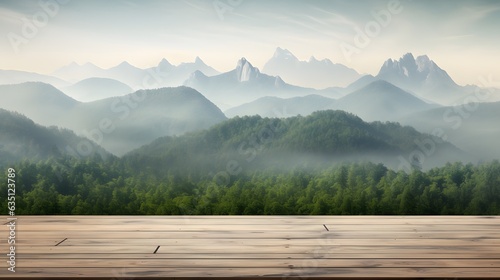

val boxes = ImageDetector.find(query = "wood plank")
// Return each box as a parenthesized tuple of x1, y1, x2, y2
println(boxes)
(18, 252, 500, 259)
(18, 245, 158, 254)
(1, 215, 499, 278)
(16, 244, 500, 254)
(14, 224, 500, 231)
(11, 230, 500, 239)
(2, 267, 500, 278)
(14, 224, 325, 231)
(10, 217, 500, 225)
(16, 258, 500, 268)
(11, 238, 497, 247)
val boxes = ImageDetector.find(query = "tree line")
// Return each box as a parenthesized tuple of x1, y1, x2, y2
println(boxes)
(1, 156, 499, 215)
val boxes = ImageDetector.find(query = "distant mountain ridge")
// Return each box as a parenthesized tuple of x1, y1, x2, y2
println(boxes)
(0, 83, 227, 155)
(52, 58, 220, 89)
(0, 82, 80, 126)
(262, 47, 361, 88)
(375, 53, 464, 105)
(184, 57, 339, 109)
(0, 69, 70, 88)
(335, 80, 436, 121)
(225, 94, 335, 118)
(63, 77, 133, 102)
(225, 80, 436, 122)
(3, 51, 498, 108)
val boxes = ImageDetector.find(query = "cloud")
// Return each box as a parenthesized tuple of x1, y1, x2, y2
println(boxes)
(181, 0, 210, 13)
(462, 3, 500, 22)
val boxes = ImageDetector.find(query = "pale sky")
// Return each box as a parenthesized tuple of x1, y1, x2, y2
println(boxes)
(1, 0, 499, 85)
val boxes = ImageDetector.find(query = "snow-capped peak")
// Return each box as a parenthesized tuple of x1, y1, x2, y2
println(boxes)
(379, 53, 419, 77)
(376, 52, 459, 95)
(415, 55, 432, 72)
(109, 61, 139, 71)
(158, 58, 173, 69)
(236, 57, 259, 82)
(274, 76, 285, 87)
(68, 61, 80, 67)
(273, 47, 297, 60)
(118, 61, 133, 67)
(383, 58, 394, 68)
(237, 57, 248, 68)
(403, 67, 409, 77)
(401, 52, 415, 62)
(194, 56, 204, 65)
(191, 70, 206, 78)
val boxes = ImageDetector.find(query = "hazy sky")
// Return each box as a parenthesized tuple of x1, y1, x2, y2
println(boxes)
(1, 0, 499, 85)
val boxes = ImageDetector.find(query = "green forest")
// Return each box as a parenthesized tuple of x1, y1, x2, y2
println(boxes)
(2, 157, 499, 215)
(1, 110, 499, 215)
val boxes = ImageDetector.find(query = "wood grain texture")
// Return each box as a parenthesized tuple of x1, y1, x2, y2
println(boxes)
(1, 215, 499, 279)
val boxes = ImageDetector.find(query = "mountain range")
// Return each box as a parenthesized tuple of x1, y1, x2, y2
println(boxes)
(0, 69, 69, 88)
(262, 47, 361, 89)
(0, 83, 226, 155)
(63, 77, 133, 102)
(51, 57, 220, 90)
(225, 94, 334, 118)
(184, 57, 342, 109)
(4, 50, 498, 108)
(226, 80, 436, 122)
(1, 50, 499, 164)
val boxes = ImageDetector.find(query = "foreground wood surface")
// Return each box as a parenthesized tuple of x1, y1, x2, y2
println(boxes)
(1, 216, 500, 279)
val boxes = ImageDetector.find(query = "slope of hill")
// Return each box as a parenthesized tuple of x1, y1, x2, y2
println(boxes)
(335, 80, 437, 121)
(262, 47, 361, 88)
(402, 101, 500, 160)
(0, 82, 80, 126)
(125, 110, 468, 175)
(224, 80, 436, 122)
(63, 77, 133, 102)
(102, 61, 146, 88)
(225, 95, 335, 118)
(51, 62, 105, 83)
(0, 83, 227, 155)
(0, 109, 110, 166)
(342, 74, 377, 93)
(68, 86, 227, 155)
(0, 70, 69, 88)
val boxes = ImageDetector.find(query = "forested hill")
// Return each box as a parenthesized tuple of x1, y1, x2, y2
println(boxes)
(0, 109, 110, 166)
(1, 109, 496, 215)
(124, 110, 467, 177)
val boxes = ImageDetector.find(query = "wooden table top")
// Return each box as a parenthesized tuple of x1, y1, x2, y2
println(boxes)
(1, 215, 500, 279)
